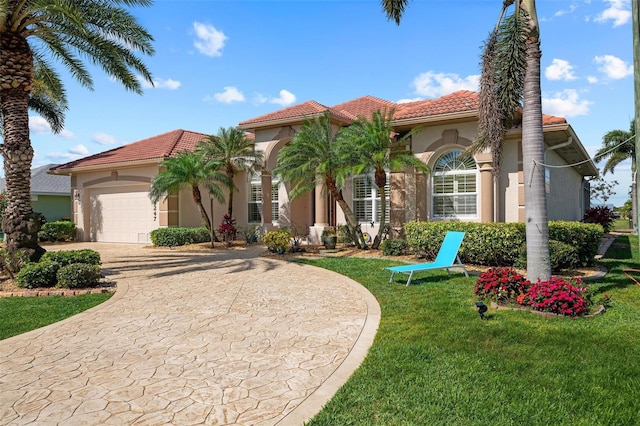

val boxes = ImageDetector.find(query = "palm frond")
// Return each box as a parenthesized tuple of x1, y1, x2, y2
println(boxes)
(380, 0, 411, 24)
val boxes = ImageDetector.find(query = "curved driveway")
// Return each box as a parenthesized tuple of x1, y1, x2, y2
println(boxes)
(0, 244, 380, 425)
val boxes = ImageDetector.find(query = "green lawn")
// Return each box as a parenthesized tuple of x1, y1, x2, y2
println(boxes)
(0, 293, 112, 340)
(302, 235, 640, 425)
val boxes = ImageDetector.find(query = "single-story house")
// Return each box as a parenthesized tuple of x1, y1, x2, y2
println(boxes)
(50, 90, 597, 244)
(0, 163, 71, 222)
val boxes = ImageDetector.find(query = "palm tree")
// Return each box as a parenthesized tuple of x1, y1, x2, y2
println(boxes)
(338, 109, 429, 249)
(196, 127, 264, 218)
(0, 0, 154, 260)
(273, 113, 367, 249)
(382, 0, 551, 281)
(594, 120, 637, 229)
(149, 152, 231, 238)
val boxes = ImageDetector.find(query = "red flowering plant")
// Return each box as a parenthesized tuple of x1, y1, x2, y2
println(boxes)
(217, 214, 237, 246)
(525, 277, 589, 317)
(474, 267, 531, 305)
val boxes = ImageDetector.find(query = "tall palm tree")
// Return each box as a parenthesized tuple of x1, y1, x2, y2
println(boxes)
(196, 127, 264, 218)
(338, 109, 429, 249)
(274, 113, 367, 249)
(0, 0, 154, 260)
(382, 0, 551, 281)
(594, 120, 637, 229)
(149, 152, 231, 238)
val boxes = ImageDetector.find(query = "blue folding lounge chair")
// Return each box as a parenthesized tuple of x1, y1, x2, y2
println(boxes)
(386, 231, 469, 286)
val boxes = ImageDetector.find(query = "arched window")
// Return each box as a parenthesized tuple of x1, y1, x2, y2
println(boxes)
(432, 150, 478, 218)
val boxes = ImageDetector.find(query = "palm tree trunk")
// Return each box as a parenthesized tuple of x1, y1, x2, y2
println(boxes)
(0, 32, 44, 261)
(192, 185, 215, 237)
(326, 178, 366, 248)
(372, 169, 388, 249)
(522, 36, 551, 282)
(226, 168, 234, 217)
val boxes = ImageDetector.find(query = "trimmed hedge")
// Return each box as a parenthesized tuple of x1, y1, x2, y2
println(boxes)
(15, 260, 60, 288)
(381, 238, 409, 256)
(38, 221, 75, 242)
(403, 220, 603, 268)
(42, 249, 101, 267)
(56, 263, 102, 288)
(150, 227, 211, 247)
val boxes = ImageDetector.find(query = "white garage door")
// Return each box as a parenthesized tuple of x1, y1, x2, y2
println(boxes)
(89, 186, 156, 243)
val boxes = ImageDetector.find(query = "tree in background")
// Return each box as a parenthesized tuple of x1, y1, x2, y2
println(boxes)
(381, 0, 552, 281)
(149, 152, 231, 239)
(0, 0, 154, 261)
(338, 109, 428, 249)
(274, 113, 367, 249)
(196, 127, 264, 219)
(594, 120, 636, 230)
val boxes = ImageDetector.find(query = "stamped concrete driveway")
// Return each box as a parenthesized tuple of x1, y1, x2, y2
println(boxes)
(0, 244, 380, 425)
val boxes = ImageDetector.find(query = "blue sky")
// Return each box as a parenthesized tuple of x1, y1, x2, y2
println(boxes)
(25, 0, 636, 207)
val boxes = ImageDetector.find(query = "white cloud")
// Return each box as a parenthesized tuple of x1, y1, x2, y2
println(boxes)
(46, 145, 90, 162)
(411, 71, 479, 98)
(594, 0, 631, 27)
(555, 3, 578, 16)
(137, 76, 181, 90)
(193, 22, 227, 57)
(594, 54, 633, 79)
(396, 97, 423, 104)
(545, 59, 577, 81)
(92, 132, 119, 146)
(542, 89, 593, 117)
(69, 144, 90, 156)
(253, 94, 268, 104)
(587, 75, 599, 83)
(29, 116, 74, 138)
(269, 89, 296, 106)
(213, 86, 245, 103)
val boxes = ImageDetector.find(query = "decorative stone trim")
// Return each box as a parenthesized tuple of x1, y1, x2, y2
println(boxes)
(0, 287, 116, 298)
(490, 301, 606, 318)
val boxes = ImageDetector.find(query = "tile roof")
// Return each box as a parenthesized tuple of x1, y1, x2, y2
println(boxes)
(240, 90, 567, 127)
(332, 95, 397, 120)
(51, 129, 209, 172)
(0, 164, 70, 195)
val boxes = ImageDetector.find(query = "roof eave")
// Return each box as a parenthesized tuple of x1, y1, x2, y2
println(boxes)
(238, 112, 352, 131)
(49, 158, 163, 175)
(391, 110, 478, 127)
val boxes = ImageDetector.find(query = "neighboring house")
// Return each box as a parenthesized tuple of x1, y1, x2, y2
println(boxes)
(0, 164, 71, 222)
(51, 90, 597, 244)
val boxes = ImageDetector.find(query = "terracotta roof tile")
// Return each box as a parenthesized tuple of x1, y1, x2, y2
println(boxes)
(51, 129, 209, 171)
(332, 95, 396, 120)
(394, 90, 479, 120)
(542, 114, 567, 125)
(239, 101, 330, 126)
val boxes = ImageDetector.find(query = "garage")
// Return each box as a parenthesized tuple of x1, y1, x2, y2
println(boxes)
(88, 185, 157, 243)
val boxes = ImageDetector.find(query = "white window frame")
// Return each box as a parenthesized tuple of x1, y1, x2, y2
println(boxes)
(431, 150, 478, 219)
(352, 174, 390, 224)
(248, 173, 262, 223)
(271, 179, 280, 224)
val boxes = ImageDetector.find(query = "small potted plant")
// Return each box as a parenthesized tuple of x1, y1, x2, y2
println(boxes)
(322, 226, 337, 250)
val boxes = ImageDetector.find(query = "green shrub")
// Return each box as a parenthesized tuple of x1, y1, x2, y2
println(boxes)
(404, 221, 602, 268)
(56, 263, 102, 289)
(263, 229, 292, 253)
(15, 260, 60, 288)
(38, 221, 75, 242)
(42, 249, 101, 267)
(381, 238, 408, 256)
(549, 221, 602, 266)
(150, 227, 211, 246)
(517, 240, 580, 272)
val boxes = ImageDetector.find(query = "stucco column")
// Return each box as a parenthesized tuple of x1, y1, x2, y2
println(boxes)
(261, 171, 272, 224)
(476, 152, 495, 223)
(389, 172, 405, 238)
(314, 176, 328, 226)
